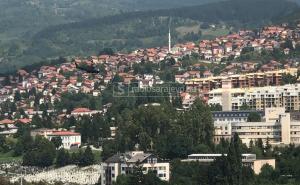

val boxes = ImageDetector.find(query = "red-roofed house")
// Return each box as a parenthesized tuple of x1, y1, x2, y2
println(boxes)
(32, 129, 81, 149)
(0, 119, 17, 136)
(0, 119, 14, 125)
(71, 108, 92, 116)
(16, 118, 32, 124)
(71, 108, 102, 117)
(47, 131, 81, 149)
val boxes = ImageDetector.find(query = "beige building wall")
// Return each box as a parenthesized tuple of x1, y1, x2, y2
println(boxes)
(265, 107, 285, 122)
(213, 108, 300, 146)
(280, 113, 291, 145)
(208, 84, 300, 111)
(291, 121, 300, 144)
(221, 80, 232, 111)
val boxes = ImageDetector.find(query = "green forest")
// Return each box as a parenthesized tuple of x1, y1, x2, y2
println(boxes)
(2, 98, 300, 185)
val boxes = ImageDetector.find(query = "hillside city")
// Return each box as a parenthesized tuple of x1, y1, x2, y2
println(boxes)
(2, 18, 300, 185)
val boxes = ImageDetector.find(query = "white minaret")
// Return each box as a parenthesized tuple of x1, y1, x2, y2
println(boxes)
(168, 28, 171, 53)
(168, 18, 172, 53)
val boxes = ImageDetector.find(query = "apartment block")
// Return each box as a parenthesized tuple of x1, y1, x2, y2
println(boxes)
(185, 68, 298, 93)
(208, 83, 300, 111)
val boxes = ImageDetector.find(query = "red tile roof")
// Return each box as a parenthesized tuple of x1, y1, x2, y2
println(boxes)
(72, 108, 91, 113)
(48, 131, 80, 136)
(0, 119, 14, 124)
(17, 118, 32, 124)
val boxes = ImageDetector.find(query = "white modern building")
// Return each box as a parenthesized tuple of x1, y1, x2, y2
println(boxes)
(101, 151, 170, 185)
(31, 129, 81, 149)
(182, 153, 275, 174)
(46, 131, 81, 149)
(212, 110, 264, 124)
(214, 107, 300, 146)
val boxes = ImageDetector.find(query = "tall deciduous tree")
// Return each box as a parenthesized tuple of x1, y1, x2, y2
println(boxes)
(227, 133, 243, 185)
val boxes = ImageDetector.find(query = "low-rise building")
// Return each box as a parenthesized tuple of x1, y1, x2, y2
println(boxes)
(213, 110, 264, 142)
(212, 110, 264, 124)
(182, 153, 275, 174)
(0, 119, 18, 136)
(71, 107, 102, 117)
(31, 129, 81, 149)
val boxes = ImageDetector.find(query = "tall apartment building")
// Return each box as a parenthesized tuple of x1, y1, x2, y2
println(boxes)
(185, 68, 298, 93)
(208, 83, 300, 111)
(101, 151, 170, 185)
(213, 108, 300, 146)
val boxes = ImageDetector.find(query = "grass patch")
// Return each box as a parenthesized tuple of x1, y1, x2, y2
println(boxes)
(0, 151, 22, 163)
(202, 27, 230, 38)
(176, 25, 200, 36)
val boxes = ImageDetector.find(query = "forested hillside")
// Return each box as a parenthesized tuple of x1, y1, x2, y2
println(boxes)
(0, 0, 298, 73)
(276, 8, 300, 25)
(0, 0, 221, 40)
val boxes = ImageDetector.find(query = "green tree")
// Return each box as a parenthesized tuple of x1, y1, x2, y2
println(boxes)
(76, 116, 92, 143)
(14, 91, 21, 101)
(14, 125, 33, 156)
(240, 103, 251, 110)
(185, 99, 214, 147)
(210, 104, 222, 111)
(0, 136, 9, 153)
(215, 138, 230, 153)
(257, 164, 279, 184)
(282, 39, 294, 50)
(79, 146, 95, 166)
(102, 140, 118, 161)
(247, 112, 261, 122)
(256, 138, 264, 152)
(227, 133, 243, 185)
(31, 114, 43, 128)
(264, 137, 272, 157)
(281, 73, 297, 85)
(23, 136, 56, 167)
(51, 137, 63, 149)
(56, 148, 70, 167)
(99, 48, 114, 55)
